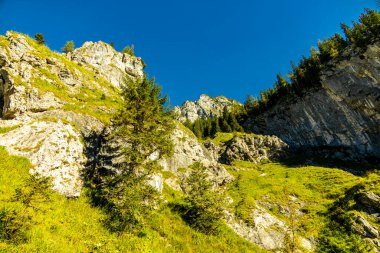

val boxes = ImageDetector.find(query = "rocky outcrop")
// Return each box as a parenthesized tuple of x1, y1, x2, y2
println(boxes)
(69, 41, 144, 88)
(245, 43, 380, 161)
(159, 123, 234, 187)
(173, 94, 242, 123)
(204, 134, 288, 165)
(226, 206, 314, 251)
(222, 134, 288, 164)
(0, 118, 85, 197)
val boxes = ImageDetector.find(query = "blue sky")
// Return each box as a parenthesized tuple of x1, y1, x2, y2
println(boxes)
(0, 0, 378, 105)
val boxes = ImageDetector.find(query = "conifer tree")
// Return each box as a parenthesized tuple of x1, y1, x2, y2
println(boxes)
(62, 40, 75, 53)
(100, 75, 174, 232)
(34, 33, 45, 45)
(180, 162, 226, 234)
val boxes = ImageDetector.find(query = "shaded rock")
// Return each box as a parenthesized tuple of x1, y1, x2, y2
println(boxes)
(221, 134, 288, 164)
(351, 214, 379, 239)
(356, 192, 380, 213)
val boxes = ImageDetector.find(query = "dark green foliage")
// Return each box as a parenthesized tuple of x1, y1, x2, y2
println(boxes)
(122, 44, 135, 56)
(0, 207, 30, 244)
(342, 9, 380, 49)
(109, 42, 115, 48)
(13, 174, 52, 209)
(89, 75, 174, 232)
(0, 174, 51, 244)
(175, 163, 226, 234)
(62, 40, 75, 53)
(34, 33, 45, 45)
(185, 108, 245, 139)
(317, 227, 374, 253)
(245, 9, 380, 116)
(318, 33, 347, 63)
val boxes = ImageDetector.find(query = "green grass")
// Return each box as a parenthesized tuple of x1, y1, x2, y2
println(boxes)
(0, 125, 20, 134)
(206, 132, 257, 145)
(0, 146, 264, 252)
(227, 161, 363, 238)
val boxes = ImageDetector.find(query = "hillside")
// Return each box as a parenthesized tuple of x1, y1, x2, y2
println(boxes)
(0, 13, 380, 253)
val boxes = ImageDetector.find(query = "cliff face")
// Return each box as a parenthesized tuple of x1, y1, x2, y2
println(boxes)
(245, 43, 380, 160)
(173, 94, 242, 123)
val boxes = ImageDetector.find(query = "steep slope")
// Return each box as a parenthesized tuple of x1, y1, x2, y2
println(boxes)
(245, 42, 380, 161)
(173, 94, 242, 123)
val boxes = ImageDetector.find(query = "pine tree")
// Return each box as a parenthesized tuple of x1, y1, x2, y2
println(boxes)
(34, 33, 45, 45)
(62, 40, 75, 53)
(180, 162, 226, 234)
(101, 75, 174, 232)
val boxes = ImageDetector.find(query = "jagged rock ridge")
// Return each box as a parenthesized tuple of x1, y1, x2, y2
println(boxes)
(173, 94, 242, 123)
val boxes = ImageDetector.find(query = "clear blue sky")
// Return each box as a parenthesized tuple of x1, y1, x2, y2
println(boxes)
(0, 0, 378, 105)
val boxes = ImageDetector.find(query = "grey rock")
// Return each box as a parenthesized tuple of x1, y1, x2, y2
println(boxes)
(173, 94, 242, 123)
(357, 192, 380, 212)
(245, 43, 380, 160)
(222, 134, 288, 164)
(0, 119, 85, 197)
(69, 41, 144, 88)
(351, 214, 379, 238)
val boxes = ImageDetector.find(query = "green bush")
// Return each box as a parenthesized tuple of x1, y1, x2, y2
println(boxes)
(176, 162, 226, 234)
(0, 207, 31, 244)
(13, 174, 52, 209)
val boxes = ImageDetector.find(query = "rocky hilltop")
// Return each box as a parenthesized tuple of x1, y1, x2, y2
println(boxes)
(245, 42, 380, 161)
(173, 94, 242, 122)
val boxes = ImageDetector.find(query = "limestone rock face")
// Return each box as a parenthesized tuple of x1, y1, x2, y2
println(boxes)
(245, 43, 380, 160)
(173, 94, 242, 123)
(203, 134, 288, 165)
(160, 124, 233, 187)
(222, 134, 288, 164)
(69, 41, 144, 88)
(0, 34, 63, 118)
(0, 119, 85, 197)
(226, 206, 313, 251)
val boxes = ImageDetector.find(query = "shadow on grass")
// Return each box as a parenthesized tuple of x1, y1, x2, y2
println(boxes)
(278, 149, 379, 176)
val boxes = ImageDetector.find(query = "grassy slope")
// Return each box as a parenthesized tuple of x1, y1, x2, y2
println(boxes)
(0, 146, 263, 253)
(226, 158, 380, 252)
